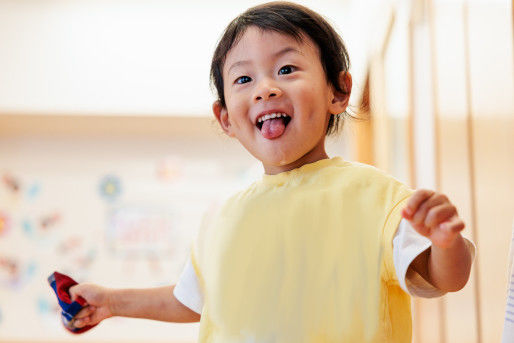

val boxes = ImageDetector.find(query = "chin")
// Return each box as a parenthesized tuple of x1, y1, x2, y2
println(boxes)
(278, 157, 295, 166)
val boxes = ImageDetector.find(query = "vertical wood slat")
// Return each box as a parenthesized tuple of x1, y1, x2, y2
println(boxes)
(353, 74, 374, 165)
(407, 2, 421, 342)
(371, 1, 498, 341)
(462, 1, 483, 342)
(409, 1, 444, 341)
(369, 8, 396, 172)
(406, 9, 422, 343)
(407, 4, 417, 192)
(427, 2, 448, 341)
(432, 2, 480, 341)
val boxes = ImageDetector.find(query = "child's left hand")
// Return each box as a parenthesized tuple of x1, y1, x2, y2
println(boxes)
(401, 189, 465, 249)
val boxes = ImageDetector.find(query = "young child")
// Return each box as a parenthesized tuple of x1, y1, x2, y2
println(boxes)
(67, 2, 474, 342)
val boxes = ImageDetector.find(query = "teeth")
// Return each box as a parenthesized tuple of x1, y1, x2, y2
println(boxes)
(257, 113, 289, 123)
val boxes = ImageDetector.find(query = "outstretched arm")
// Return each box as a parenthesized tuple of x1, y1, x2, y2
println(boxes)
(401, 189, 473, 292)
(70, 284, 200, 329)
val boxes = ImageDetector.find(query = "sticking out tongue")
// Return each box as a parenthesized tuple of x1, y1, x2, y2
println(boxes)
(261, 118, 286, 139)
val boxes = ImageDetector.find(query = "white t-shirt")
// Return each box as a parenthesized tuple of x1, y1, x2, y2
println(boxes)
(173, 218, 475, 314)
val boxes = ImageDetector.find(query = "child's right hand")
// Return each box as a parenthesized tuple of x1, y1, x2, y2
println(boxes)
(69, 283, 114, 328)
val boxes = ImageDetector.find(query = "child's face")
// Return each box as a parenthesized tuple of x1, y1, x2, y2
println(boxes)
(213, 26, 350, 175)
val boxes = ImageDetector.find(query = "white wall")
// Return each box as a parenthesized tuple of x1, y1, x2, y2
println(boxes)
(0, 0, 376, 116)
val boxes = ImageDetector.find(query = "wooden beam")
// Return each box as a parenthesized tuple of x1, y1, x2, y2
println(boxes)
(0, 114, 218, 139)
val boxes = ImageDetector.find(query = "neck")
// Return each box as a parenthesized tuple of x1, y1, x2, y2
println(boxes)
(262, 143, 329, 175)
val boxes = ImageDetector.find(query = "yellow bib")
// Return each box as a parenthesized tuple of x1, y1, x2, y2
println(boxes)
(192, 157, 414, 342)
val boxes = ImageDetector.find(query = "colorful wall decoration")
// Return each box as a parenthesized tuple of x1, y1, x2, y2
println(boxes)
(0, 136, 261, 342)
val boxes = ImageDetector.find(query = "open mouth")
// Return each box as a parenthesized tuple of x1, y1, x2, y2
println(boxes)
(256, 113, 292, 131)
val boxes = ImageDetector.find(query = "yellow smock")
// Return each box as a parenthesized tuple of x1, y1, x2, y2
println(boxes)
(192, 157, 414, 342)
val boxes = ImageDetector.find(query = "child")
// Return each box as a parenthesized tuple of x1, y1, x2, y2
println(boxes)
(67, 2, 474, 342)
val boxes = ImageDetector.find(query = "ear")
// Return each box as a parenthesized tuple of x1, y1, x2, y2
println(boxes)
(328, 71, 352, 115)
(212, 100, 235, 137)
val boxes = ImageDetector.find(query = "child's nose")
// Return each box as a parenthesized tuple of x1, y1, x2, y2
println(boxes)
(253, 80, 283, 102)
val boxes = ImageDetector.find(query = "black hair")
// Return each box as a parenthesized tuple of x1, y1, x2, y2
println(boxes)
(210, 1, 351, 136)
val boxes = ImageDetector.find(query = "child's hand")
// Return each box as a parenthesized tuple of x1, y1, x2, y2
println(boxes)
(401, 189, 465, 249)
(69, 283, 114, 329)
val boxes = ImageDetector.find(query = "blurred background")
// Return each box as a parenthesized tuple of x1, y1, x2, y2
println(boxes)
(0, 0, 512, 342)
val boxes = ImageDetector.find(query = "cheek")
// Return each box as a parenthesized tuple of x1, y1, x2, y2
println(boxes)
(296, 86, 327, 119)
(226, 101, 250, 130)
(228, 101, 246, 118)
(226, 86, 249, 110)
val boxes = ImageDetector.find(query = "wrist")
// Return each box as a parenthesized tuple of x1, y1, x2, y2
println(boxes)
(428, 233, 472, 292)
(431, 232, 464, 251)
(106, 287, 118, 318)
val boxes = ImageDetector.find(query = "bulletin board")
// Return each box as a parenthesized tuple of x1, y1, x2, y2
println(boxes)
(0, 116, 261, 342)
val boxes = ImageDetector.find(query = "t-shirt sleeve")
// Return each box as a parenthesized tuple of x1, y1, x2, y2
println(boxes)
(393, 218, 476, 298)
(175, 202, 222, 314)
(173, 255, 204, 314)
(381, 193, 413, 284)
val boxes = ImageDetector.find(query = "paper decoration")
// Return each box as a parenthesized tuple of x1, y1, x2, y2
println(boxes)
(22, 219, 34, 237)
(502, 220, 514, 342)
(56, 236, 82, 255)
(26, 183, 41, 200)
(106, 206, 176, 257)
(0, 256, 17, 280)
(155, 156, 183, 182)
(1, 173, 20, 193)
(0, 211, 10, 238)
(99, 175, 122, 202)
(40, 212, 61, 230)
(73, 248, 97, 270)
(37, 295, 54, 315)
(54, 236, 97, 275)
(0, 256, 36, 290)
(22, 214, 61, 244)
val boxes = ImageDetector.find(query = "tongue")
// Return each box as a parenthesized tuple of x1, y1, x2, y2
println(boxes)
(261, 118, 286, 139)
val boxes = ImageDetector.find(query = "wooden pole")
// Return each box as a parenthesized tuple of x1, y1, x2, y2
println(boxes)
(427, 0, 447, 341)
(407, 5, 421, 342)
(462, 1, 483, 342)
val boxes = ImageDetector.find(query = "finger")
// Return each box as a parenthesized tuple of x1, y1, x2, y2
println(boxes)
(89, 307, 108, 325)
(440, 216, 465, 234)
(403, 189, 435, 218)
(430, 217, 465, 248)
(74, 316, 90, 328)
(74, 306, 96, 319)
(69, 284, 82, 302)
(410, 193, 448, 227)
(424, 203, 457, 228)
(411, 220, 431, 237)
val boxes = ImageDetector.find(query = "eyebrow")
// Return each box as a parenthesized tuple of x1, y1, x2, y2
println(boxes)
(227, 47, 303, 75)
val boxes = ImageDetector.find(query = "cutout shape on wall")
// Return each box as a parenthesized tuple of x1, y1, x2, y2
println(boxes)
(40, 212, 61, 231)
(26, 183, 41, 201)
(55, 236, 98, 275)
(22, 213, 62, 245)
(22, 218, 34, 237)
(155, 156, 183, 183)
(0, 211, 11, 238)
(2, 173, 21, 193)
(99, 174, 122, 202)
(0, 256, 36, 290)
(106, 205, 177, 258)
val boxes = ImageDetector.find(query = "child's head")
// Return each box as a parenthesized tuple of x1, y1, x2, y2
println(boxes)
(211, 1, 352, 174)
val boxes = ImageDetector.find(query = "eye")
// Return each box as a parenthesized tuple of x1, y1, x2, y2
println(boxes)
(278, 65, 295, 75)
(235, 76, 252, 84)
